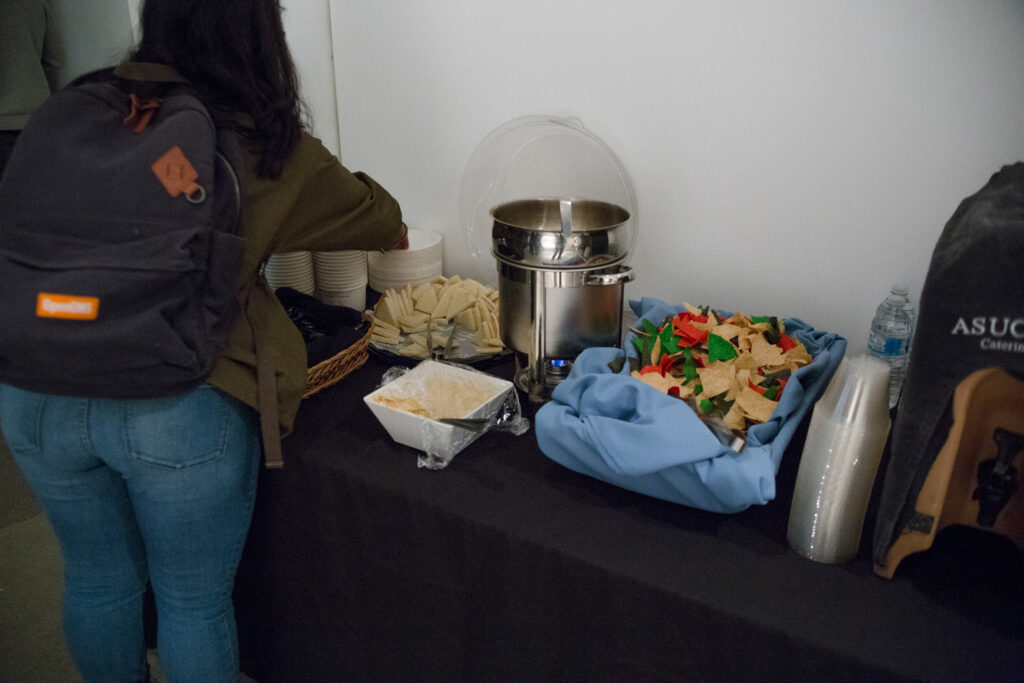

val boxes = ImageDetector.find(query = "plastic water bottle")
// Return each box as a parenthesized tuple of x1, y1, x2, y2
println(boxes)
(867, 285, 914, 409)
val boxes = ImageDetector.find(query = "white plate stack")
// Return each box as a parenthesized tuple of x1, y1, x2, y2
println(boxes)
(313, 250, 368, 311)
(265, 251, 315, 294)
(367, 228, 443, 292)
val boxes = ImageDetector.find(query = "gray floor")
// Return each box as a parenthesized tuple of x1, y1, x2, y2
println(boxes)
(0, 427, 79, 682)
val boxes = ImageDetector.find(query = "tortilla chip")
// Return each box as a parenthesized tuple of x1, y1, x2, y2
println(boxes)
(727, 312, 753, 327)
(629, 301, 817, 436)
(785, 344, 813, 366)
(732, 353, 759, 373)
(631, 370, 689, 396)
(736, 385, 779, 423)
(697, 363, 735, 397)
(723, 403, 748, 431)
(710, 323, 743, 341)
(682, 301, 704, 316)
(728, 368, 753, 400)
(749, 335, 786, 367)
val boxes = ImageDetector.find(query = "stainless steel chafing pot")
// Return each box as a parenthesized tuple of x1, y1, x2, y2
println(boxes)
(491, 197, 635, 400)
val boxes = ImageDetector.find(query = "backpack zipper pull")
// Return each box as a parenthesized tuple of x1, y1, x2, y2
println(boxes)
(123, 93, 161, 133)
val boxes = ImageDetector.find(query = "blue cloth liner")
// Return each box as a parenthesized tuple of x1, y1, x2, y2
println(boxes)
(536, 297, 847, 513)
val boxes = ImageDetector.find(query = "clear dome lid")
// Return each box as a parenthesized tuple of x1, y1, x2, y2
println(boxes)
(459, 115, 639, 287)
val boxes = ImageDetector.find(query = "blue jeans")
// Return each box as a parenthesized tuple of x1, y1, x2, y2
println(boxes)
(0, 383, 260, 683)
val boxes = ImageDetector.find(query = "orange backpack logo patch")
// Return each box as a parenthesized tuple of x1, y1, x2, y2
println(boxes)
(36, 293, 99, 320)
(151, 146, 201, 198)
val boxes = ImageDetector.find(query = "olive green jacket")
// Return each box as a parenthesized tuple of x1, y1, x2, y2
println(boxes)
(207, 131, 402, 461)
(0, 0, 64, 130)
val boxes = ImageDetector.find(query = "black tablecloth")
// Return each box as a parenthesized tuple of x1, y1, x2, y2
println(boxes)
(234, 357, 1024, 682)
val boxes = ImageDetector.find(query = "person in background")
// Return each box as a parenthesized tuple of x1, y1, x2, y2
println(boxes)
(0, 0, 63, 176)
(0, 0, 407, 681)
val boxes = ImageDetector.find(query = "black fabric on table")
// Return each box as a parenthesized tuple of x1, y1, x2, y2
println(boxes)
(275, 286, 367, 366)
(234, 357, 1024, 682)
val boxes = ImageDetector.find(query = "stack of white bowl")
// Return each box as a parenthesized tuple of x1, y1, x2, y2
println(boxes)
(265, 251, 315, 294)
(367, 228, 443, 292)
(313, 250, 368, 311)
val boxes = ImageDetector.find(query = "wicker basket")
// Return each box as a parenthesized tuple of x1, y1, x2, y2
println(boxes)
(303, 316, 373, 398)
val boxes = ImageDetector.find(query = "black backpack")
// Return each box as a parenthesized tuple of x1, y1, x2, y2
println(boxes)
(873, 162, 1024, 568)
(0, 62, 244, 398)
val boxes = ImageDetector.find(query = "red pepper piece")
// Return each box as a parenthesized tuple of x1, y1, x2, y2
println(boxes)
(673, 319, 708, 347)
(658, 353, 675, 374)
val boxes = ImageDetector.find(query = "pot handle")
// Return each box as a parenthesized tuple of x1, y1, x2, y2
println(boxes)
(585, 266, 635, 286)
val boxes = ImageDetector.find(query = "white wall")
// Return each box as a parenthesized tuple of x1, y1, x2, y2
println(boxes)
(49, 0, 135, 85)
(328, 0, 1024, 350)
(54, 1, 341, 154)
(282, 0, 341, 156)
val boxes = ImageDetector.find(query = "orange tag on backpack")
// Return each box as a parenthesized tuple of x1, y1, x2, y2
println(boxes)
(151, 146, 200, 197)
(36, 293, 100, 320)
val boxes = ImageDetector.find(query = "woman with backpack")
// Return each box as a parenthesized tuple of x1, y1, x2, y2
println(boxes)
(0, 1, 407, 680)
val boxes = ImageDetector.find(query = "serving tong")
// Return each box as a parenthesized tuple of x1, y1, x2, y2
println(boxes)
(426, 316, 459, 360)
(438, 417, 491, 432)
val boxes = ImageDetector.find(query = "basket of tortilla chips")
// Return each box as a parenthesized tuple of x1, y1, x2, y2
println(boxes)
(535, 296, 846, 513)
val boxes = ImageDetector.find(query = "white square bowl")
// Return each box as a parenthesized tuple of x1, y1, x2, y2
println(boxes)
(363, 360, 513, 459)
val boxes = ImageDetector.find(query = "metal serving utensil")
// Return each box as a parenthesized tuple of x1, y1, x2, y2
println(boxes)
(443, 320, 458, 359)
(425, 315, 434, 358)
(438, 417, 491, 432)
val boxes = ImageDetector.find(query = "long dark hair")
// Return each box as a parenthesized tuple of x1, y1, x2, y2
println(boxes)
(132, 0, 305, 178)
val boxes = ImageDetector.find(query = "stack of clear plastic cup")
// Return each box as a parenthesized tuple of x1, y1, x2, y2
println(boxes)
(787, 354, 892, 563)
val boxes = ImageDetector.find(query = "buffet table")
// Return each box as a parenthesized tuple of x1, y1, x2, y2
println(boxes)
(234, 356, 1024, 681)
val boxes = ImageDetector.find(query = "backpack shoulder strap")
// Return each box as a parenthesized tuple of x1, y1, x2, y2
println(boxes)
(242, 277, 285, 469)
(113, 61, 190, 84)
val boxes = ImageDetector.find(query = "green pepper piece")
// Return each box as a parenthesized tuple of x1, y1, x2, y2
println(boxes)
(632, 336, 645, 358)
(659, 325, 681, 354)
(708, 333, 738, 362)
(681, 347, 698, 380)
